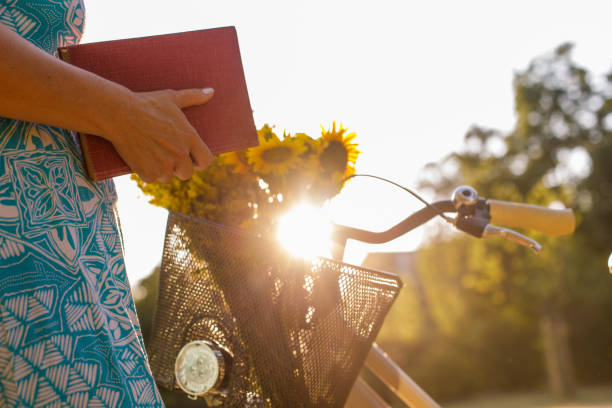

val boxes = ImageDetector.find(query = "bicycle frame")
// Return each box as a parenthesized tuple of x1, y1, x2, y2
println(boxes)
(346, 344, 441, 408)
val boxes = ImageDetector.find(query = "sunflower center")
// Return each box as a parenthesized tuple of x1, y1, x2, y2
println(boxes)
(261, 146, 293, 163)
(320, 141, 348, 173)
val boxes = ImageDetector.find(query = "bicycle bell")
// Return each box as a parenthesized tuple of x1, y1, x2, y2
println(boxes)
(175, 340, 230, 400)
(452, 186, 479, 209)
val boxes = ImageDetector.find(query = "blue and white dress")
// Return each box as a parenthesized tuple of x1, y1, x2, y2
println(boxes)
(0, 1, 164, 406)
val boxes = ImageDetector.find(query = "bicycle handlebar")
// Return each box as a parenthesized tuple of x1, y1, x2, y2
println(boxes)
(331, 200, 455, 245)
(330, 186, 575, 259)
(488, 199, 575, 237)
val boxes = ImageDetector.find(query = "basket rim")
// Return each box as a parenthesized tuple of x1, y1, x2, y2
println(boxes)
(165, 210, 404, 290)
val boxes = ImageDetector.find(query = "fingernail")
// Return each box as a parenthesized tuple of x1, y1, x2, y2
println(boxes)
(202, 87, 214, 95)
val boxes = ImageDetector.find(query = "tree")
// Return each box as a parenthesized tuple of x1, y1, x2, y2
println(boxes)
(417, 43, 612, 397)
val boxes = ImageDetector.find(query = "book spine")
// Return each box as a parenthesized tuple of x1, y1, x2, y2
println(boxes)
(78, 136, 101, 181)
(57, 47, 100, 181)
(57, 47, 71, 63)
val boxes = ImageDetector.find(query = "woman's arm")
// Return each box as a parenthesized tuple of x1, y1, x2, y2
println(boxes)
(0, 25, 213, 182)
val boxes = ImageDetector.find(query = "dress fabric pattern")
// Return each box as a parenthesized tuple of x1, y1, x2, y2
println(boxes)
(0, 1, 164, 406)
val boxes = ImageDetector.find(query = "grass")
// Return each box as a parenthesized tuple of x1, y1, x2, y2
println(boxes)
(445, 386, 612, 408)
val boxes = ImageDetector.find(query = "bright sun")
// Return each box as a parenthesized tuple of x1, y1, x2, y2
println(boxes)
(277, 204, 332, 259)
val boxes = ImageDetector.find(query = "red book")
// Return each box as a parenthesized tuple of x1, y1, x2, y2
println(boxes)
(58, 26, 258, 181)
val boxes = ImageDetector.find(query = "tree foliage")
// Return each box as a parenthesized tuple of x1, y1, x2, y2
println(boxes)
(403, 43, 612, 399)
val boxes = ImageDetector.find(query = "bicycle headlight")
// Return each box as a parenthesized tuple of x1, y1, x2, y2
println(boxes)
(175, 340, 226, 399)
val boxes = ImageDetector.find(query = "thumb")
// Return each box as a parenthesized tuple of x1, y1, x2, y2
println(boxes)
(173, 87, 214, 108)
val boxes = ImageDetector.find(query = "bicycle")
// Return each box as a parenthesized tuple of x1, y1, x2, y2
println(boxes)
(146, 182, 575, 407)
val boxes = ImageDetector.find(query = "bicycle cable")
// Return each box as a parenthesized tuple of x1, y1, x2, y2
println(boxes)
(343, 174, 454, 223)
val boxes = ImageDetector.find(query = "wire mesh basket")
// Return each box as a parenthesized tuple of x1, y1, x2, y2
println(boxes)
(148, 211, 402, 407)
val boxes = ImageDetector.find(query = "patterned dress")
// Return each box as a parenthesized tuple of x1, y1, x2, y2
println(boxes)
(0, 1, 165, 406)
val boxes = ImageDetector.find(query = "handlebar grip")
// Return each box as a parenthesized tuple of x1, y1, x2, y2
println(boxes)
(487, 199, 575, 236)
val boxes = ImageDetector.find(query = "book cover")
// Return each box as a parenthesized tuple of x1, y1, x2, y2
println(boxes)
(58, 26, 258, 181)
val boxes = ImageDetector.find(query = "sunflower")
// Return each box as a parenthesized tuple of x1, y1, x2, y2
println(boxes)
(247, 126, 306, 176)
(290, 133, 320, 175)
(294, 133, 320, 156)
(318, 122, 360, 178)
(220, 151, 250, 175)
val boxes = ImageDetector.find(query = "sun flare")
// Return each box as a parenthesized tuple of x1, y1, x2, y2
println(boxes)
(277, 204, 332, 259)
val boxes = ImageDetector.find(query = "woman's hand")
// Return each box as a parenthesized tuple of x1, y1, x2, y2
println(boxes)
(103, 88, 215, 183)
(0, 26, 215, 183)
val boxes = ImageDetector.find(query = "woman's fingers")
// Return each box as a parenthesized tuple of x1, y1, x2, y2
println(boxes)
(190, 145, 213, 171)
(173, 87, 214, 108)
(173, 150, 195, 181)
(106, 87, 216, 183)
(156, 173, 173, 183)
(187, 125, 214, 171)
(170, 88, 214, 178)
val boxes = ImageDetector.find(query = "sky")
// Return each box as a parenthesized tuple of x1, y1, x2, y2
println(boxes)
(80, 0, 612, 285)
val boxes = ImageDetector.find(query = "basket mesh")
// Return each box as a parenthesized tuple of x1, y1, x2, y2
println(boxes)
(148, 211, 402, 407)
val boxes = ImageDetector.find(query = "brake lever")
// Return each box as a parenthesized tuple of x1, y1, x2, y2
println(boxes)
(482, 224, 542, 254)
(451, 186, 542, 254)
